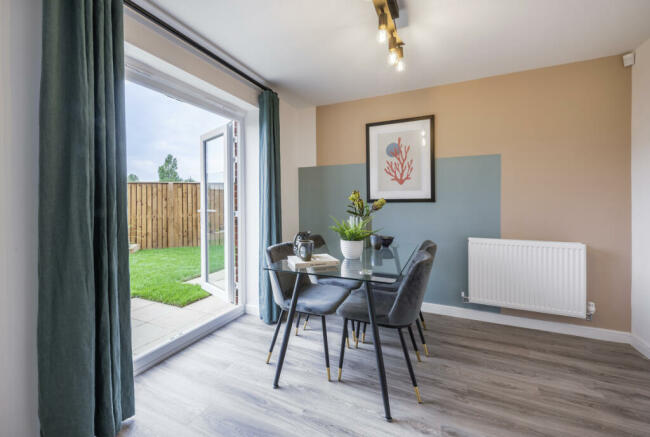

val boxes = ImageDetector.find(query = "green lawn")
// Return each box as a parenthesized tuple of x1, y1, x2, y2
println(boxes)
(130, 245, 224, 307)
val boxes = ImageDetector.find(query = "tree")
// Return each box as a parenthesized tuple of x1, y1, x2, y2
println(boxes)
(158, 154, 181, 182)
(127, 173, 139, 182)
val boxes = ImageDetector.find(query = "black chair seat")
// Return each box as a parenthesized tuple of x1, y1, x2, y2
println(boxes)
(336, 288, 397, 325)
(281, 283, 351, 315)
(316, 277, 362, 289)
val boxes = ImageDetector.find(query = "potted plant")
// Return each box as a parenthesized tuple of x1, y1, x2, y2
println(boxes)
(347, 190, 386, 224)
(346, 191, 386, 246)
(330, 216, 375, 259)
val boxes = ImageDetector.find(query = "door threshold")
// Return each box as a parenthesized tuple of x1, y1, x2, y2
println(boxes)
(133, 305, 245, 375)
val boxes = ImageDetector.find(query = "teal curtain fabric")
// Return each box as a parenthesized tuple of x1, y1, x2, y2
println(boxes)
(38, 1, 135, 436)
(258, 90, 283, 324)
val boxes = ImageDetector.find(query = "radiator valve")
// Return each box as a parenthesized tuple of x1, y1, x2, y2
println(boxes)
(586, 301, 596, 321)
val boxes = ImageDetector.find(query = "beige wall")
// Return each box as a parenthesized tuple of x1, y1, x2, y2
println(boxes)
(316, 56, 631, 331)
(280, 103, 317, 241)
(632, 38, 650, 353)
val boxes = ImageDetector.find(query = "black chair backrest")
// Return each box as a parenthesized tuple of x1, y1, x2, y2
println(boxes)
(310, 234, 327, 249)
(387, 250, 435, 327)
(265, 242, 310, 307)
(418, 239, 437, 259)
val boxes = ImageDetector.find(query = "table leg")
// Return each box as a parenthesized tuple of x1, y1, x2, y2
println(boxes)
(273, 272, 302, 388)
(364, 281, 392, 421)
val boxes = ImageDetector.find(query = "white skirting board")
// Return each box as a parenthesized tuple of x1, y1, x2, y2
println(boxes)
(246, 303, 648, 359)
(632, 334, 650, 359)
(246, 304, 260, 316)
(422, 303, 648, 359)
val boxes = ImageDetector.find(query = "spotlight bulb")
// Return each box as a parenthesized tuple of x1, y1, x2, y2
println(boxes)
(388, 51, 398, 65)
(377, 28, 387, 43)
(396, 59, 405, 72)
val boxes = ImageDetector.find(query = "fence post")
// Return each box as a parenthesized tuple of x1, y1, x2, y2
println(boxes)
(167, 182, 176, 247)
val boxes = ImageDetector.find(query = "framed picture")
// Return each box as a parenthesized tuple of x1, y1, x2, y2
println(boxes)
(366, 115, 435, 202)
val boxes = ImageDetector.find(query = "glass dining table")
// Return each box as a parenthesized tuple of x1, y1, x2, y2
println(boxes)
(264, 239, 419, 422)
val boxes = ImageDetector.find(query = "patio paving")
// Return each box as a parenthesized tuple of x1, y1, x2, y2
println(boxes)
(131, 275, 233, 357)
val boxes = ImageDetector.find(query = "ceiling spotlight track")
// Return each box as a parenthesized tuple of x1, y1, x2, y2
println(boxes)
(373, 0, 404, 72)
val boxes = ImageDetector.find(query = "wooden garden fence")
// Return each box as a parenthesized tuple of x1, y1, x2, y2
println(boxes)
(127, 182, 224, 250)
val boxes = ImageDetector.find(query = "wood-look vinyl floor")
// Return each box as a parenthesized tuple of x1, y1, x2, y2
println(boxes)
(118, 313, 650, 437)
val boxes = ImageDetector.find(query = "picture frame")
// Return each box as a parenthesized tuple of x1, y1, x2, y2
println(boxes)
(366, 115, 435, 202)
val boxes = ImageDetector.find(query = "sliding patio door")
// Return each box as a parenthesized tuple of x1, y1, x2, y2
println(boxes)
(200, 122, 235, 303)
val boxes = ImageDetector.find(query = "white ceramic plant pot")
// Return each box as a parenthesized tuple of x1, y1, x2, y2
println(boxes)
(340, 239, 364, 259)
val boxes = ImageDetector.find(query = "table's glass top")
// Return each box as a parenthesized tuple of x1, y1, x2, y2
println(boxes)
(264, 240, 419, 284)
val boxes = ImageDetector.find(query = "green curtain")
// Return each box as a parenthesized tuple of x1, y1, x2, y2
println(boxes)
(38, 1, 134, 436)
(258, 90, 283, 324)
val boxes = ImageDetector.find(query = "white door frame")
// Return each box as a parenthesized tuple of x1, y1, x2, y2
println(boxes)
(126, 56, 250, 375)
(199, 124, 234, 303)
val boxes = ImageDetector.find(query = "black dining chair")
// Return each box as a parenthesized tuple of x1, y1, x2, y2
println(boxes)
(359, 240, 437, 357)
(265, 242, 353, 381)
(336, 250, 435, 403)
(298, 234, 361, 341)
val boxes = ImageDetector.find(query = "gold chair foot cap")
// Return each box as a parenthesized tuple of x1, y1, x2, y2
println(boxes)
(327, 367, 331, 381)
(295, 328, 299, 336)
(266, 351, 272, 364)
(416, 351, 422, 362)
(355, 338, 359, 348)
(414, 386, 423, 404)
(422, 320, 427, 330)
(303, 320, 309, 330)
(337, 368, 342, 381)
(423, 344, 430, 357)
(362, 333, 366, 343)
(346, 338, 350, 349)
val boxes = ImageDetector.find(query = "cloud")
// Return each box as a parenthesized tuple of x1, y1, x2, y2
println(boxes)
(125, 81, 229, 182)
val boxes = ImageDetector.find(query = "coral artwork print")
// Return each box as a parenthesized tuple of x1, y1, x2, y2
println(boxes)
(384, 137, 413, 185)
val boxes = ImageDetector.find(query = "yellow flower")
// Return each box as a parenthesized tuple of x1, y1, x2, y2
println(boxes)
(372, 198, 386, 211)
(348, 190, 361, 202)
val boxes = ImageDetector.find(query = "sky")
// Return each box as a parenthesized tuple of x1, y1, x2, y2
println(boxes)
(125, 80, 229, 182)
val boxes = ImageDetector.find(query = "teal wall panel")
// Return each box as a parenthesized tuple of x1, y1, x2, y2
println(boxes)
(298, 154, 501, 311)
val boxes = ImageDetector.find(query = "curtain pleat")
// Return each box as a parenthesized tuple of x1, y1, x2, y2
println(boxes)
(258, 90, 283, 324)
(38, 1, 135, 436)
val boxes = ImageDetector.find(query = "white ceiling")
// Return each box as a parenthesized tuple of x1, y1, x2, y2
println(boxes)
(147, 0, 650, 106)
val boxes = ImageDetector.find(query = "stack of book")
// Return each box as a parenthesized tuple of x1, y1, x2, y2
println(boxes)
(287, 254, 340, 270)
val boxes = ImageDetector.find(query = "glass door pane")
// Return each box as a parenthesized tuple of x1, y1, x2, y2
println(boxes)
(200, 123, 234, 303)
(205, 134, 225, 290)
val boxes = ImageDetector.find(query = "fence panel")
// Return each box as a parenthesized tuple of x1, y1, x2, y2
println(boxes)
(127, 182, 223, 249)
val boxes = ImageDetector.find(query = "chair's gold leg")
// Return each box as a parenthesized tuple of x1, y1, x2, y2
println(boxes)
(423, 344, 429, 357)
(355, 336, 359, 348)
(421, 319, 427, 330)
(346, 337, 350, 349)
(326, 367, 331, 381)
(295, 327, 299, 336)
(362, 333, 366, 343)
(303, 319, 309, 330)
(415, 351, 421, 362)
(266, 351, 272, 364)
(338, 367, 342, 381)
(414, 386, 423, 404)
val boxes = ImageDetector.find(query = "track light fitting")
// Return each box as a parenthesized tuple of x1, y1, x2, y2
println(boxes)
(377, 12, 388, 43)
(373, 1, 405, 72)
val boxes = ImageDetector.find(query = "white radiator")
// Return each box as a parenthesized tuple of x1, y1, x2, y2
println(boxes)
(468, 238, 587, 318)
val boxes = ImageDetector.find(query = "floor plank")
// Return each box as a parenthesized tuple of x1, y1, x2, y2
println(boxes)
(118, 313, 650, 437)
